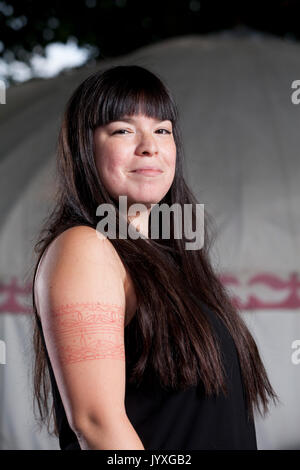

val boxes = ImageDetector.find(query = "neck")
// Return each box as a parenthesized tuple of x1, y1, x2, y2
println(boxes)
(127, 204, 150, 239)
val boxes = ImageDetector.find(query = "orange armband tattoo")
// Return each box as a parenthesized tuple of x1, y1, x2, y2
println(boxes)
(45, 302, 126, 365)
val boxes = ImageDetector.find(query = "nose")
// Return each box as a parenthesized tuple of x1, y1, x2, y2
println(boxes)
(135, 132, 158, 156)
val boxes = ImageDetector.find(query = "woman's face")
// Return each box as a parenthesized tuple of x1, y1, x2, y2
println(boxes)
(93, 113, 176, 207)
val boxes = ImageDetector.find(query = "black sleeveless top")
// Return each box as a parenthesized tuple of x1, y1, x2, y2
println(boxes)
(36, 299, 257, 450)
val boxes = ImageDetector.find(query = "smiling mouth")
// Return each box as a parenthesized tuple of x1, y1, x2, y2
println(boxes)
(131, 169, 163, 175)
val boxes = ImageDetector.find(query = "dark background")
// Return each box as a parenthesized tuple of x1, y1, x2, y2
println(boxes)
(1, 0, 300, 81)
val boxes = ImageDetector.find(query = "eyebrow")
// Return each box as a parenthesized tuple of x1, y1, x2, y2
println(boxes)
(109, 117, 171, 124)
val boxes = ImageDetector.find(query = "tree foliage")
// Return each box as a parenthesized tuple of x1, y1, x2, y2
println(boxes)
(1, 0, 299, 65)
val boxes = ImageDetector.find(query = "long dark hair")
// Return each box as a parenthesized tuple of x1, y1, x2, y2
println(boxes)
(31, 64, 278, 437)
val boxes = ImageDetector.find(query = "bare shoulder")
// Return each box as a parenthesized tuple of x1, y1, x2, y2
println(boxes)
(54, 226, 126, 277)
(34, 225, 126, 320)
(33, 225, 131, 431)
(37, 225, 126, 282)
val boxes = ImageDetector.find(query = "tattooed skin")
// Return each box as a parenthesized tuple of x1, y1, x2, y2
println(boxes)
(44, 302, 126, 364)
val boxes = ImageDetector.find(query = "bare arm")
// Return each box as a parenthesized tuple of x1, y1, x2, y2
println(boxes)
(35, 226, 145, 450)
(75, 413, 145, 450)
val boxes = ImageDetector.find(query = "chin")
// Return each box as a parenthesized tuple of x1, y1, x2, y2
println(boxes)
(131, 188, 170, 204)
(130, 196, 164, 207)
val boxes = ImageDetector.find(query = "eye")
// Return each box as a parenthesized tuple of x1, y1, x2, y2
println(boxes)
(156, 129, 172, 134)
(112, 129, 131, 135)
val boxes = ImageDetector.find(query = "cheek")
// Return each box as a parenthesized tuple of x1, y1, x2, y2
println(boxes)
(97, 144, 126, 177)
(167, 145, 177, 174)
(105, 158, 122, 175)
(95, 145, 131, 198)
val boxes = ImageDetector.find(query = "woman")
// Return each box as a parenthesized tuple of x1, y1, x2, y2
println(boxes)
(31, 65, 278, 450)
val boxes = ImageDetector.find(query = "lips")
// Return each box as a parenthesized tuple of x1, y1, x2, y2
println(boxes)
(131, 169, 163, 176)
(132, 167, 162, 172)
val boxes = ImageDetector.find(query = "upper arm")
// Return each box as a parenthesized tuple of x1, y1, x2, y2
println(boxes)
(35, 226, 127, 433)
